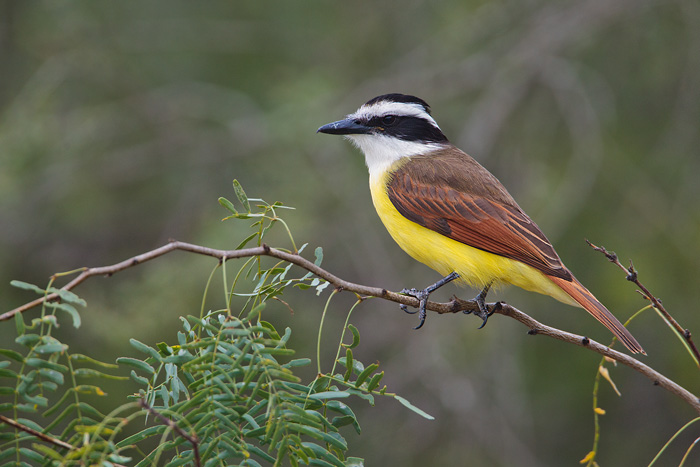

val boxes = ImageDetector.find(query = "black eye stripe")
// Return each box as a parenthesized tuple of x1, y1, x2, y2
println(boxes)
(362, 115, 449, 144)
(366, 115, 400, 127)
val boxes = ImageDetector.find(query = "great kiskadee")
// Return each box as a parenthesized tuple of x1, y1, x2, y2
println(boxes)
(318, 93, 644, 354)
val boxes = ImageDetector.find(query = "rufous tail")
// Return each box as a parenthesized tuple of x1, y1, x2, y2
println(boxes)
(549, 275, 645, 355)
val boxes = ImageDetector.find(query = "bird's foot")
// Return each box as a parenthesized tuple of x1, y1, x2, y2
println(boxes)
(400, 272, 460, 329)
(462, 283, 499, 329)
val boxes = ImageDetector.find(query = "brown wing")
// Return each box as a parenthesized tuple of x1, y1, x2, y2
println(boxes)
(386, 149, 572, 280)
(385, 149, 645, 354)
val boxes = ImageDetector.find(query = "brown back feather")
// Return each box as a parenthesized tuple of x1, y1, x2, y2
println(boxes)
(387, 148, 571, 280)
(386, 148, 644, 354)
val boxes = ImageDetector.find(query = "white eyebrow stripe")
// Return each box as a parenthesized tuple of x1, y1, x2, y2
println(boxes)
(349, 101, 440, 129)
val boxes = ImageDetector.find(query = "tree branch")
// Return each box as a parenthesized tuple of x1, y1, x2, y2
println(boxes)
(586, 239, 700, 367)
(0, 414, 73, 451)
(139, 398, 200, 467)
(4, 239, 700, 414)
(474, 299, 700, 413)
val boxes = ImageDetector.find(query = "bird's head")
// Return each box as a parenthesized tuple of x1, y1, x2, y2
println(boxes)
(318, 94, 449, 176)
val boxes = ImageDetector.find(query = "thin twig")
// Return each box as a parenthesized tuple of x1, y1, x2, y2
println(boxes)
(138, 398, 201, 467)
(0, 414, 73, 450)
(586, 240, 700, 366)
(456, 298, 700, 414)
(0, 241, 474, 323)
(4, 239, 700, 414)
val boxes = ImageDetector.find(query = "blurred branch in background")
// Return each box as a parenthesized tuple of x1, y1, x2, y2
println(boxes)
(0, 414, 73, 451)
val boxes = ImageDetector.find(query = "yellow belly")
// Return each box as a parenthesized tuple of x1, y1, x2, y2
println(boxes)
(369, 171, 577, 306)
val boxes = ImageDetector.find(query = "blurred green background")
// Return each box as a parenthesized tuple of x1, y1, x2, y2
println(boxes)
(2, 0, 699, 465)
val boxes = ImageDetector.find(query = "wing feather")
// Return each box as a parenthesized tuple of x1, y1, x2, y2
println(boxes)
(384, 149, 644, 354)
(386, 151, 571, 280)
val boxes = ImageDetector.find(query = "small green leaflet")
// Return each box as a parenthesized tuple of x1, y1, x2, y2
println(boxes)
(393, 395, 434, 420)
(346, 324, 360, 349)
(45, 302, 81, 328)
(10, 280, 45, 294)
(218, 197, 238, 215)
(314, 246, 323, 266)
(307, 391, 351, 400)
(233, 179, 251, 213)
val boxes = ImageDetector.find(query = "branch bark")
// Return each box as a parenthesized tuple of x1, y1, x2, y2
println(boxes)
(587, 239, 700, 367)
(3, 239, 700, 414)
(0, 414, 73, 450)
(139, 398, 201, 467)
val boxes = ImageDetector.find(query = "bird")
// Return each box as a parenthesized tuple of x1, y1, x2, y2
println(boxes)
(317, 93, 644, 354)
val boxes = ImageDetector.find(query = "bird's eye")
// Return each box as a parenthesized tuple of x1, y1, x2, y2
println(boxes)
(381, 115, 397, 126)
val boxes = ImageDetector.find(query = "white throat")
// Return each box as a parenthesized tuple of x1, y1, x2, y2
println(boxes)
(347, 134, 446, 183)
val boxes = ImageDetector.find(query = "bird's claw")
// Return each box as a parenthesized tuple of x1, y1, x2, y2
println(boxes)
(460, 283, 498, 329)
(399, 272, 460, 330)
(473, 299, 501, 329)
(400, 289, 430, 328)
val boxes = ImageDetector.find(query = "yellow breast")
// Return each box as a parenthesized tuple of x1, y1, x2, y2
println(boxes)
(368, 167, 577, 306)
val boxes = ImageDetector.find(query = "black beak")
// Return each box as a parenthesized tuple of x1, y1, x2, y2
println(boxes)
(317, 118, 370, 135)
